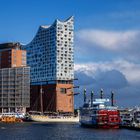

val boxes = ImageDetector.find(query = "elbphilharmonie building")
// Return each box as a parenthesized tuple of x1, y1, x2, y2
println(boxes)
(23, 16, 74, 113)
(23, 16, 74, 85)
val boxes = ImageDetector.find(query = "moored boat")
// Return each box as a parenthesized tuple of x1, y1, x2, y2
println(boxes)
(0, 112, 25, 123)
(30, 114, 79, 123)
(28, 111, 79, 123)
(119, 107, 140, 128)
(80, 89, 121, 128)
(27, 85, 80, 123)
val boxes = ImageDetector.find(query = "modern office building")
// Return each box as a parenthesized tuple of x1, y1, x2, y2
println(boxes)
(23, 16, 74, 113)
(0, 42, 30, 113)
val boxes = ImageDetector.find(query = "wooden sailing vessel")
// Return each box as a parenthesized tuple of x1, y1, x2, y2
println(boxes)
(29, 85, 79, 123)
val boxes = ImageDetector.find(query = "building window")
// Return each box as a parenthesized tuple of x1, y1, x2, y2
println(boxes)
(60, 88, 67, 94)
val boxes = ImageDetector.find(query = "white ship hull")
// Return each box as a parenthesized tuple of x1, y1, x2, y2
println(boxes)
(30, 115, 79, 123)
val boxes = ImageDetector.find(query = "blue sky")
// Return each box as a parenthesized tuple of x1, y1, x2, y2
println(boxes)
(1, 0, 140, 43)
(1, 0, 140, 107)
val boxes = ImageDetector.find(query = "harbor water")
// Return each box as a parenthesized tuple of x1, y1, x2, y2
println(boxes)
(0, 123, 140, 140)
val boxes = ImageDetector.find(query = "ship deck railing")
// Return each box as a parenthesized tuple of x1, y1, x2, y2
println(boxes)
(81, 106, 118, 110)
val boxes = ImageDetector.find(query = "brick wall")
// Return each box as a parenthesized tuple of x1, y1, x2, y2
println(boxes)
(30, 84, 74, 113)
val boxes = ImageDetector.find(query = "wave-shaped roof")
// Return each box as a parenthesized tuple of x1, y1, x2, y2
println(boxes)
(23, 16, 74, 45)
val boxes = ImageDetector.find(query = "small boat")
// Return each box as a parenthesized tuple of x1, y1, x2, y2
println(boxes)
(27, 85, 79, 123)
(79, 89, 121, 128)
(0, 112, 25, 123)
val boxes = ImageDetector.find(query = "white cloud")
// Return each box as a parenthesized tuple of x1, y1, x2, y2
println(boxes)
(75, 60, 140, 84)
(75, 29, 140, 85)
(76, 29, 140, 51)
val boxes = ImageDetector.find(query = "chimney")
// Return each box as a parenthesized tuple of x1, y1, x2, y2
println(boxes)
(84, 89, 86, 103)
(100, 88, 104, 99)
(111, 91, 114, 106)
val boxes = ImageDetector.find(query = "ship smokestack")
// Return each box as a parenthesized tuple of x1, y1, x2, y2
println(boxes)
(100, 88, 103, 99)
(111, 91, 114, 106)
(84, 89, 86, 103)
(91, 90, 94, 107)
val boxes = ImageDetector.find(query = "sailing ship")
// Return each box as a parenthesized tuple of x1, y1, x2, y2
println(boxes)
(80, 89, 121, 128)
(29, 112, 79, 123)
(28, 85, 79, 123)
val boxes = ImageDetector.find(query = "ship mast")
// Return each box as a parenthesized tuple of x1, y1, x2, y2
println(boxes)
(40, 85, 43, 114)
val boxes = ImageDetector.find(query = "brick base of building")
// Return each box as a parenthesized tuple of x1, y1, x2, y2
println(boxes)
(29, 84, 74, 113)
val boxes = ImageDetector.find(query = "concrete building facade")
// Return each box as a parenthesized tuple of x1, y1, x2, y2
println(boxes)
(0, 42, 30, 113)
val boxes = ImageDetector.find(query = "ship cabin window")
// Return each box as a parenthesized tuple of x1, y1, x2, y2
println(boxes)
(93, 104, 98, 107)
(60, 88, 67, 94)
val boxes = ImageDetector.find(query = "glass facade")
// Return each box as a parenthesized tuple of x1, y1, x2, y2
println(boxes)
(23, 16, 74, 85)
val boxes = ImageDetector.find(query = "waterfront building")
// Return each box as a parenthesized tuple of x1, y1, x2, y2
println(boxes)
(0, 43, 30, 113)
(23, 16, 74, 113)
(0, 43, 26, 69)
